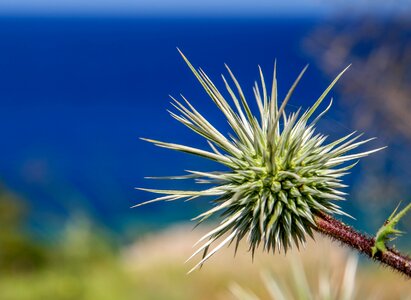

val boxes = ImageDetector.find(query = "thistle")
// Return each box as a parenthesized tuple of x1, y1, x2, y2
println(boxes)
(137, 51, 411, 276)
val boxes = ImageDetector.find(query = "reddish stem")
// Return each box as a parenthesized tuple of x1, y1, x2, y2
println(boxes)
(314, 212, 411, 278)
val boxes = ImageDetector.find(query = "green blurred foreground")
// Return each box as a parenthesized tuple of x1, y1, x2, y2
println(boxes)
(0, 190, 410, 300)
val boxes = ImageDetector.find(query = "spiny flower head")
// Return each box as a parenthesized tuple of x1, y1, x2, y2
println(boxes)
(137, 51, 381, 272)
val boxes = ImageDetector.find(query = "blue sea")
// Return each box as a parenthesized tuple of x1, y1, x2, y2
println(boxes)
(0, 16, 360, 236)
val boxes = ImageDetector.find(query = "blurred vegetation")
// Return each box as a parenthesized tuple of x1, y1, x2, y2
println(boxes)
(0, 187, 47, 273)
(0, 184, 409, 299)
(0, 186, 136, 300)
(304, 13, 411, 232)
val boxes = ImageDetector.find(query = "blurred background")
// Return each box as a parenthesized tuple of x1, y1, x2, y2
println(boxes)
(0, 0, 410, 299)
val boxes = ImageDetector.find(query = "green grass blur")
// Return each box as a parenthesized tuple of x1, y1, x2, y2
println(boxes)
(0, 188, 410, 300)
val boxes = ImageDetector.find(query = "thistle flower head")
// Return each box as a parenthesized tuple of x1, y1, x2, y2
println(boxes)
(137, 51, 381, 272)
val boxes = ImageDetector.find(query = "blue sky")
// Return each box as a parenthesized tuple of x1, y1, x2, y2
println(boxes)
(0, 0, 408, 17)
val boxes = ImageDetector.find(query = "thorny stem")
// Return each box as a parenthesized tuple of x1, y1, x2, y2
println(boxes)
(314, 212, 411, 278)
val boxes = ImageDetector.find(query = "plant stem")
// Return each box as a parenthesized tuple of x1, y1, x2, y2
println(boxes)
(314, 212, 411, 278)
